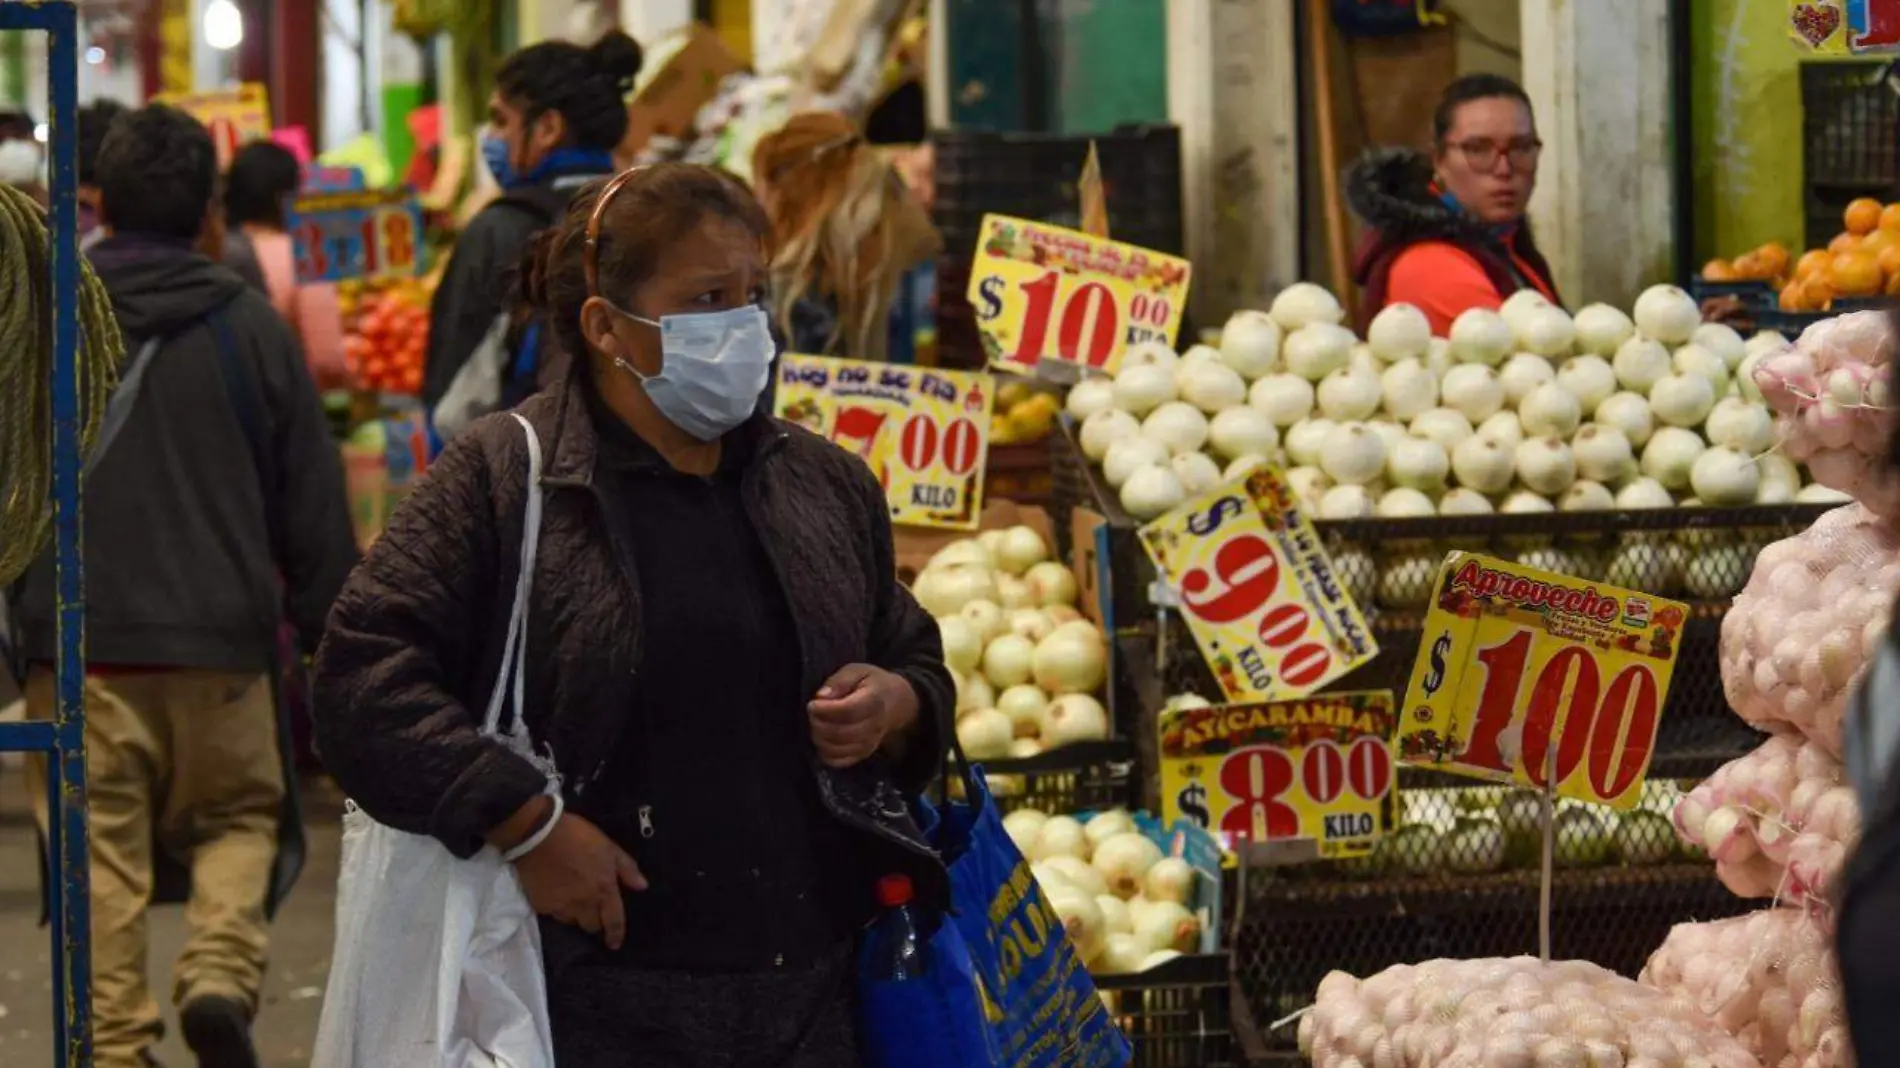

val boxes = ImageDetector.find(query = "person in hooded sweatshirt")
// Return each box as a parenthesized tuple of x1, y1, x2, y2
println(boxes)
(11, 103, 357, 1068)
(421, 31, 642, 409)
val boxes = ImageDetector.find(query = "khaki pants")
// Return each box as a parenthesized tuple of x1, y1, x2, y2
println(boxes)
(25, 669, 283, 1068)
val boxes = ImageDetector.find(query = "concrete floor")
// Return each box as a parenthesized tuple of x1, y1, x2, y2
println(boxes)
(0, 756, 340, 1068)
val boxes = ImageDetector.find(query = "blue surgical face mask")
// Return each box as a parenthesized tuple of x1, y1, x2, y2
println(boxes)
(480, 131, 517, 188)
(606, 303, 774, 441)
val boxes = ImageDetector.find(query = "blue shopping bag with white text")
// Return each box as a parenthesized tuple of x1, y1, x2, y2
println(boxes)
(859, 766, 1132, 1068)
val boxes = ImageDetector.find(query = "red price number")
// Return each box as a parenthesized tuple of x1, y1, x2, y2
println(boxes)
(360, 209, 418, 277)
(294, 220, 328, 280)
(897, 414, 982, 476)
(1006, 272, 1120, 369)
(1180, 535, 1333, 692)
(1456, 630, 1662, 801)
(1217, 736, 1391, 843)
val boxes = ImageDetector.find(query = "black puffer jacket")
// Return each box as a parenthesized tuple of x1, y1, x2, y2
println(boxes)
(311, 370, 955, 903)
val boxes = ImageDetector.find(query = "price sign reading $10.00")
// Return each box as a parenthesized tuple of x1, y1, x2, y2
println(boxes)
(1139, 465, 1378, 702)
(287, 191, 425, 286)
(967, 214, 1191, 378)
(1398, 552, 1689, 808)
(1159, 691, 1396, 857)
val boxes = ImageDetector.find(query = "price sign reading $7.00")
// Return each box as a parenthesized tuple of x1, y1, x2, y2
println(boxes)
(1398, 552, 1689, 808)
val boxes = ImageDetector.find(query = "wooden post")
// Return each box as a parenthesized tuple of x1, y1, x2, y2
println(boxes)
(1520, 0, 1675, 306)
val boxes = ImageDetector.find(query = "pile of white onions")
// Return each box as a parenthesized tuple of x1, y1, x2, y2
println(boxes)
(1301, 956, 1760, 1068)
(1671, 735, 1860, 906)
(913, 527, 1114, 767)
(1641, 909, 1851, 1068)
(1754, 309, 1898, 518)
(1001, 807, 1203, 976)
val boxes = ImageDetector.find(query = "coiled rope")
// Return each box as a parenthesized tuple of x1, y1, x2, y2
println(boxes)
(0, 183, 123, 585)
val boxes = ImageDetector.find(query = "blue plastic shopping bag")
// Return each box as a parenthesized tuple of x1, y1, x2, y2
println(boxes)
(859, 766, 1132, 1068)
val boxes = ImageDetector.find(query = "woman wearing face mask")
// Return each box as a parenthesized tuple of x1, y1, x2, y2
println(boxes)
(1347, 73, 1561, 335)
(422, 31, 642, 408)
(311, 164, 952, 1066)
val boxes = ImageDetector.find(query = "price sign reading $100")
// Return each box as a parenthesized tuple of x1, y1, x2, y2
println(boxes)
(1398, 552, 1689, 808)
(1159, 691, 1396, 857)
(1139, 465, 1377, 703)
(967, 214, 1191, 377)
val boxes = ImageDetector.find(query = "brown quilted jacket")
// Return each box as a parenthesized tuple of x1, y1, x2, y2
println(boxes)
(310, 373, 955, 903)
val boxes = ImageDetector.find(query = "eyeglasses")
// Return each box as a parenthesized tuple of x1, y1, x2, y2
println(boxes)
(1445, 137, 1543, 172)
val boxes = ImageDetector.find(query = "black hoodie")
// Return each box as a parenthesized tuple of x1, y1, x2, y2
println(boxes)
(14, 235, 358, 672)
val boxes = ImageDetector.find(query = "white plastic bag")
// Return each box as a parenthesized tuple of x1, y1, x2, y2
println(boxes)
(312, 412, 556, 1068)
(431, 314, 512, 443)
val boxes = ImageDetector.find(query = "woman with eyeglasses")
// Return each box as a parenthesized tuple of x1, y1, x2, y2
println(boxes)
(1348, 73, 1560, 335)
(311, 163, 952, 1065)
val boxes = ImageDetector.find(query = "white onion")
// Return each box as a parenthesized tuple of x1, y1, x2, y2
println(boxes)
(1032, 814, 1090, 861)
(1691, 322, 1748, 371)
(1133, 899, 1201, 954)
(1177, 360, 1248, 414)
(1500, 287, 1550, 323)
(1092, 833, 1163, 898)
(1501, 489, 1554, 515)
(1449, 307, 1513, 366)
(1041, 691, 1111, 742)
(1757, 453, 1801, 501)
(956, 707, 1014, 760)
(1672, 342, 1730, 395)
(913, 565, 999, 619)
(1170, 451, 1223, 496)
(1084, 809, 1138, 849)
(1613, 336, 1672, 393)
(1080, 408, 1141, 461)
(1144, 857, 1195, 904)
(1269, 282, 1345, 330)
(1004, 608, 1053, 645)
(1318, 484, 1376, 519)
(1119, 341, 1179, 372)
(1735, 351, 1767, 403)
(1640, 426, 1707, 491)
(1690, 446, 1761, 506)
(960, 599, 1006, 644)
(1319, 423, 1388, 485)
(1441, 364, 1505, 422)
(1571, 423, 1635, 483)
(1121, 464, 1186, 520)
(1102, 436, 1172, 488)
(1633, 283, 1701, 344)
(1025, 560, 1078, 607)
(1141, 401, 1210, 456)
(1594, 390, 1654, 447)
(1365, 418, 1407, 456)
(1409, 408, 1475, 453)
(1515, 304, 1576, 357)
(997, 683, 1049, 737)
(1560, 480, 1615, 512)
(1519, 381, 1583, 438)
(1704, 397, 1774, 454)
(1452, 436, 1515, 494)
(1378, 487, 1436, 517)
(931, 539, 992, 571)
(1065, 377, 1116, 421)
(1387, 436, 1450, 491)
(997, 525, 1049, 575)
(1498, 353, 1555, 406)
(1368, 302, 1432, 361)
(1217, 310, 1282, 380)
(939, 615, 983, 674)
(1649, 372, 1716, 428)
(1249, 373, 1316, 427)
(1096, 896, 1136, 938)
(995, 574, 1035, 610)
(1175, 343, 1222, 376)
(1439, 488, 1494, 515)
(1379, 358, 1440, 421)
(1284, 323, 1355, 381)
(1045, 884, 1108, 965)
(956, 673, 994, 714)
(1094, 933, 1146, 975)
(1573, 303, 1636, 356)
(1348, 342, 1379, 375)
(1556, 354, 1617, 413)
(1003, 809, 1048, 854)
(1285, 418, 1337, 466)
(1206, 407, 1279, 462)
(1044, 855, 1108, 897)
(1286, 466, 1332, 509)
(1515, 436, 1577, 495)
(1033, 626, 1108, 694)
(1318, 367, 1383, 421)
(1111, 363, 1177, 417)
(982, 633, 1036, 689)
(1224, 454, 1268, 482)
(1615, 477, 1673, 509)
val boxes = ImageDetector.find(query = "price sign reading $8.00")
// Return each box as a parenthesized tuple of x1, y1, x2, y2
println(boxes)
(1159, 691, 1396, 857)
(1139, 465, 1377, 702)
(967, 214, 1191, 378)
(1398, 552, 1689, 809)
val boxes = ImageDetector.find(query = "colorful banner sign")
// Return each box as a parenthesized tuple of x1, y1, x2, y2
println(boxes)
(1397, 553, 1689, 809)
(775, 354, 995, 530)
(1159, 691, 1396, 857)
(287, 192, 424, 285)
(1139, 465, 1377, 702)
(157, 82, 271, 164)
(967, 214, 1191, 378)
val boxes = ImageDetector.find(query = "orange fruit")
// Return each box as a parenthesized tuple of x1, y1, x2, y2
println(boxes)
(1732, 251, 1777, 281)
(1796, 248, 1832, 279)
(1803, 275, 1838, 309)
(1830, 250, 1884, 296)
(1863, 227, 1897, 256)
(1757, 241, 1792, 276)
(1882, 204, 1900, 233)
(1845, 197, 1885, 235)
(1830, 231, 1862, 254)
(1702, 258, 1739, 281)
(1779, 279, 1808, 311)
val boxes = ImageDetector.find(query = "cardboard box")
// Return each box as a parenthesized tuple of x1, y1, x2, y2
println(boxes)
(620, 23, 745, 158)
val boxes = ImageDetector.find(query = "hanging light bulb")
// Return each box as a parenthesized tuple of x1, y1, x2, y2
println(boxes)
(203, 0, 244, 52)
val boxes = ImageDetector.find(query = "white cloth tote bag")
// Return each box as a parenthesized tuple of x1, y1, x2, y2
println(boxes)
(312, 413, 558, 1068)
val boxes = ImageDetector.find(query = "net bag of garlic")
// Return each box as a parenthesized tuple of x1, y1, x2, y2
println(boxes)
(1753, 311, 1900, 515)
(1670, 734, 1862, 908)
(1300, 956, 1760, 1068)
(1718, 503, 1900, 759)
(1641, 910, 1851, 1068)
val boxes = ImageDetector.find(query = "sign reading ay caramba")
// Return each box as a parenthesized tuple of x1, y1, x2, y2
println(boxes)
(775, 354, 995, 530)
(1398, 552, 1688, 809)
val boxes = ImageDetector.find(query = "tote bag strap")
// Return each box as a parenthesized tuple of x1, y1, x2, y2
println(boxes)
(480, 413, 545, 748)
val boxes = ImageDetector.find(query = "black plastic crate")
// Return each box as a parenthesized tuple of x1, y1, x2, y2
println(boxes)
(946, 740, 1138, 815)
(1097, 954, 1239, 1068)
(1801, 59, 1900, 190)
(1757, 296, 1887, 337)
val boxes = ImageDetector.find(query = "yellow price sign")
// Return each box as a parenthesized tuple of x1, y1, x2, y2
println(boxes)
(157, 82, 272, 164)
(967, 214, 1191, 377)
(1398, 552, 1689, 808)
(775, 354, 994, 530)
(1139, 465, 1377, 702)
(1159, 691, 1396, 857)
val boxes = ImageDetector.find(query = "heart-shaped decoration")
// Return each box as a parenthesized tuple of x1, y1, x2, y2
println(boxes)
(1793, 1, 1844, 48)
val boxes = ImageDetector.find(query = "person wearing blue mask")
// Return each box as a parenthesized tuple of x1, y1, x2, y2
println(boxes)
(312, 164, 952, 1067)
(422, 31, 642, 407)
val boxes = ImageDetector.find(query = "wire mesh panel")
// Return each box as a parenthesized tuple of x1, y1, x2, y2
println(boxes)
(1097, 954, 1238, 1068)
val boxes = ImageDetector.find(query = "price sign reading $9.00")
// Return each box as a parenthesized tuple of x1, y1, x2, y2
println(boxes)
(967, 214, 1191, 378)
(287, 192, 425, 285)
(1139, 464, 1378, 702)
(1159, 691, 1396, 857)
(1398, 552, 1689, 809)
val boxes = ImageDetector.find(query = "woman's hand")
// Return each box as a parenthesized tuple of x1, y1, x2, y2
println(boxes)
(512, 810, 648, 949)
(808, 664, 919, 768)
